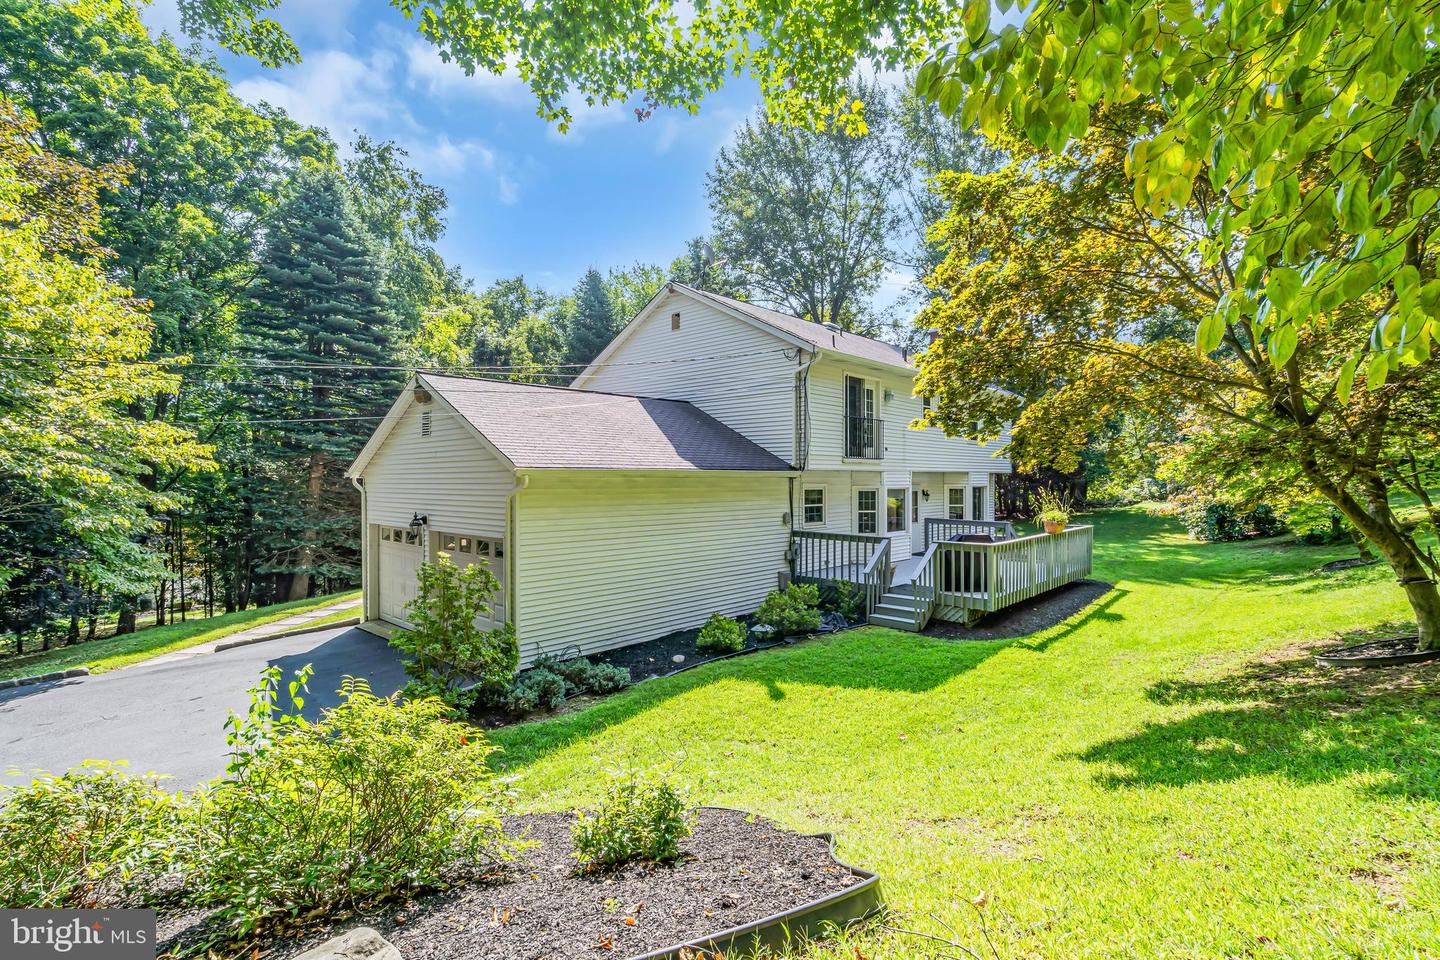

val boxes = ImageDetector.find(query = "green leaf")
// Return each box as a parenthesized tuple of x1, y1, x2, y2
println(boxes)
(1336, 355, 1358, 404)
(1196, 309, 1226, 353)
(1268, 323, 1298, 365)
(963, 0, 991, 44)
(1365, 352, 1390, 390)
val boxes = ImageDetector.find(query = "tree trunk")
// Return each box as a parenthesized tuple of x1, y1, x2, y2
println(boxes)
(289, 452, 326, 602)
(115, 602, 138, 636)
(1310, 472, 1440, 650)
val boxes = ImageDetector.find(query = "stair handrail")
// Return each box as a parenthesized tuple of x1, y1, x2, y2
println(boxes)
(860, 538, 891, 620)
(907, 542, 940, 628)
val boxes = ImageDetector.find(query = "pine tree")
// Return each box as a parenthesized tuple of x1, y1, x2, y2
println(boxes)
(565, 268, 617, 369)
(239, 168, 400, 602)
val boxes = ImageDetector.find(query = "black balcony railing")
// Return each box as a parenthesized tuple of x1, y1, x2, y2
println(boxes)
(844, 415, 884, 459)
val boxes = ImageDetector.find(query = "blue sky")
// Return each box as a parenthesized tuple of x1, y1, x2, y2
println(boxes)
(140, 0, 775, 297)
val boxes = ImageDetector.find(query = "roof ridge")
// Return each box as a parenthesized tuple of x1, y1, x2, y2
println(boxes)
(669, 281, 905, 354)
(417, 372, 703, 408)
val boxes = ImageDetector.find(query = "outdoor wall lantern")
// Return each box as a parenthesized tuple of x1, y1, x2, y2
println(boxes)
(408, 512, 428, 532)
(922, 489, 931, 500)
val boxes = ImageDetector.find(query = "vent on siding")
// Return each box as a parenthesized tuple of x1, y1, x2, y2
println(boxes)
(420, 411, 432, 437)
(670, 312, 681, 331)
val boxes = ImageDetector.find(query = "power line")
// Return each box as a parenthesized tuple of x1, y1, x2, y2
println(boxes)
(0, 347, 798, 374)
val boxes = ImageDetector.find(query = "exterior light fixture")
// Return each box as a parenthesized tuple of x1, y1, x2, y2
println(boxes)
(408, 512, 428, 532)
(922, 489, 931, 500)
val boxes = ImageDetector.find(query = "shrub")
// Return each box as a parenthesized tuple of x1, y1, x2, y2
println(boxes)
(185, 668, 516, 938)
(827, 580, 865, 621)
(578, 662, 632, 694)
(390, 556, 518, 711)
(533, 656, 633, 696)
(696, 613, 745, 653)
(1182, 501, 1247, 542)
(755, 583, 821, 636)
(572, 764, 692, 868)
(503, 667, 569, 713)
(1242, 504, 1286, 538)
(0, 761, 179, 908)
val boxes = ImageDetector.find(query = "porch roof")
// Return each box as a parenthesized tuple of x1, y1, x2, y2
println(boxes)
(419, 374, 796, 472)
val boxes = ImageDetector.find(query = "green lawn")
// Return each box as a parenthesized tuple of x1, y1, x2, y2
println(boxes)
(0, 590, 360, 682)
(491, 508, 1438, 960)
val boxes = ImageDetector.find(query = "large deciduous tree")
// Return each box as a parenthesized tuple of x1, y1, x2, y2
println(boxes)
(708, 89, 900, 332)
(915, 107, 1440, 649)
(0, 102, 213, 636)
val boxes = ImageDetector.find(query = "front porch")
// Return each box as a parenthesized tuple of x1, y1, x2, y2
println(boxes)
(791, 518, 1094, 631)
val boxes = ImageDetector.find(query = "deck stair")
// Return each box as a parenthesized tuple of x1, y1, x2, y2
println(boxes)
(868, 583, 927, 632)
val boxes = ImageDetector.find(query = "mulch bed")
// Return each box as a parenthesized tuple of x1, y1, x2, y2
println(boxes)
(156, 809, 862, 960)
(1316, 636, 1440, 668)
(923, 579, 1113, 641)
(1319, 557, 1379, 572)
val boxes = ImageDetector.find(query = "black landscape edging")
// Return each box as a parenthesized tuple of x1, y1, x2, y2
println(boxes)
(627, 807, 883, 960)
(1316, 636, 1440, 668)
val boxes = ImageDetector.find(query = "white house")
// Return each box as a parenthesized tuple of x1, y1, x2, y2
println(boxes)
(347, 283, 1090, 664)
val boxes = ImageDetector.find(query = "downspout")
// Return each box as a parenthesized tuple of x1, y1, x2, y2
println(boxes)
(506, 473, 530, 638)
(350, 476, 369, 622)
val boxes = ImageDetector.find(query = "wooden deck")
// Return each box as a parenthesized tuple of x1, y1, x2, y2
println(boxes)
(792, 522, 1094, 630)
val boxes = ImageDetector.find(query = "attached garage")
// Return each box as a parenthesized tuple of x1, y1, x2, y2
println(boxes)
(347, 373, 796, 666)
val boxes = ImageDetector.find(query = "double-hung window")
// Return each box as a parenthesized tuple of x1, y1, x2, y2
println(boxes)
(802, 488, 825, 526)
(856, 489, 878, 534)
(947, 487, 965, 520)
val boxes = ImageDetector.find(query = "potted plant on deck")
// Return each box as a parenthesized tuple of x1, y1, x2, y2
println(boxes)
(1036, 489, 1072, 535)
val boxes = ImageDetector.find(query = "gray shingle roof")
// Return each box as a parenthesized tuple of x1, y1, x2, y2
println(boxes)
(673, 283, 913, 370)
(419, 374, 795, 472)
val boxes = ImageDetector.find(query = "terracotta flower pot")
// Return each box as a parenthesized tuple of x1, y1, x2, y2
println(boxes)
(1043, 519, 1067, 535)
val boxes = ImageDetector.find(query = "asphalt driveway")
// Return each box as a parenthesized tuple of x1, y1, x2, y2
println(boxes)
(0, 625, 409, 789)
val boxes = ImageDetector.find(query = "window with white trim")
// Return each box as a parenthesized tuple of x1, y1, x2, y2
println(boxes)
(947, 487, 965, 520)
(380, 528, 392, 542)
(802, 488, 825, 525)
(856, 489, 878, 534)
(971, 483, 988, 520)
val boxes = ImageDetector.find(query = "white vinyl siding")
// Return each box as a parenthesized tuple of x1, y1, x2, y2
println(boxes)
(363, 401, 512, 537)
(576, 291, 798, 463)
(805, 357, 1011, 474)
(513, 472, 790, 664)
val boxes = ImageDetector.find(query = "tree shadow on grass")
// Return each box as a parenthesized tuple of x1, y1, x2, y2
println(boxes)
(1079, 631, 1440, 801)
(493, 583, 1116, 772)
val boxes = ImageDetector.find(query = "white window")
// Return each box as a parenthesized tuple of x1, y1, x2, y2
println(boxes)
(802, 488, 825, 525)
(886, 488, 907, 532)
(380, 528, 391, 542)
(947, 488, 965, 520)
(856, 489, 878, 534)
(457, 537, 472, 554)
(971, 483, 988, 520)
(441, 534, 457, 552)
(911, 489, 919, 523)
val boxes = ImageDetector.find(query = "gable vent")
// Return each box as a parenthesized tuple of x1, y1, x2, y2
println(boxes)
(420, 411, 432, 437)
(671, 312, 681, 330)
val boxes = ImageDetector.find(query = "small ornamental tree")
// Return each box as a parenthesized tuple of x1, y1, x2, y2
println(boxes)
(390, 556, 518, 708)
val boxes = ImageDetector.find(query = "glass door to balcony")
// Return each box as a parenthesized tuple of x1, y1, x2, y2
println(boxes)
(845, 376, 880, 459)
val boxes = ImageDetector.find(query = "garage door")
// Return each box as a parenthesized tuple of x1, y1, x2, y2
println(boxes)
(377, 525, 425, 627)
(435, 532, 506, 625)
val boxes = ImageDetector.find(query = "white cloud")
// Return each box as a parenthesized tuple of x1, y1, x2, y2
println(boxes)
(234, 49, 404, 137)
(232, 47, 522, 203)
(400, 37, 530, 104)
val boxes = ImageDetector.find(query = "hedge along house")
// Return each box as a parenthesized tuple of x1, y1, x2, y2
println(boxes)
(348, 283, 1092, 664)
